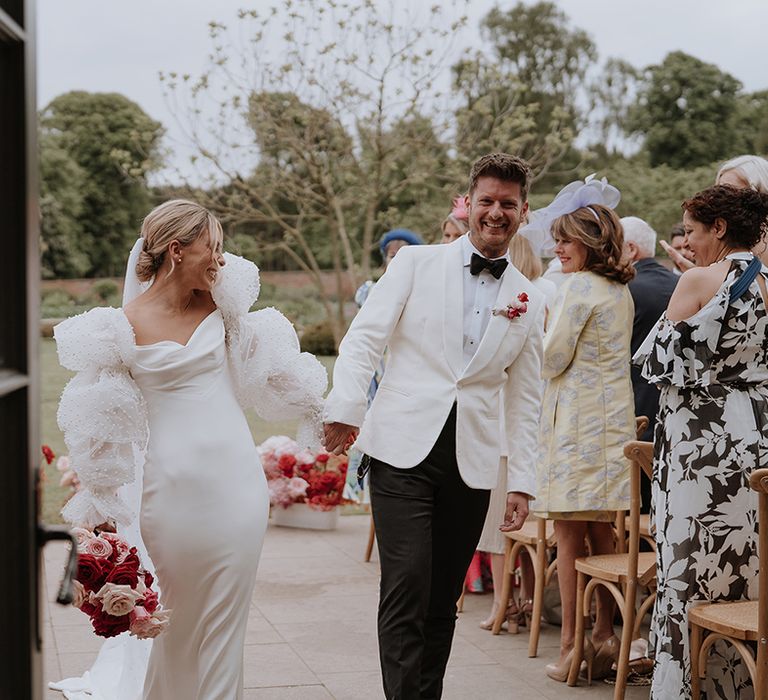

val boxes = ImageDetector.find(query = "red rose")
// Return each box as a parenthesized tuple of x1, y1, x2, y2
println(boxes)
(315, 453, 330, 464)
(518, 292, 529, 303)
(142, 570, 155, 590)
(91, 608, 131, 638)
(141, 589, 159, 614)
(80, 598, 99, 617)
(41, 445, 55, 465)
(106, 552, 141, 589)
(278, 454, 297, 477)
(77, 554, 111, 592)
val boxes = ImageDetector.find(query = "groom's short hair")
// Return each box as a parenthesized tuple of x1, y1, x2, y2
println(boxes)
(468, 153, 532, 201)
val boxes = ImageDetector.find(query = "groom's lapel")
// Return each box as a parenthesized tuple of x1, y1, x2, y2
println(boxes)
(461, 264, 520, 379)
(442, 240, 464, 380)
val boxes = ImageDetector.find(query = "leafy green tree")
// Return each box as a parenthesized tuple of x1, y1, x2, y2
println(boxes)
(39, 133, 90, 278)
(733, 90, 768, 156)
(628, 52, 743, 169)
(607, 158, 715, 241)
(40, 91, 164, 276)
(453, 1, 597, 177)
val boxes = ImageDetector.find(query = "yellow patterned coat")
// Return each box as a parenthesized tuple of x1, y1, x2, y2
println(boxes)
(534, 271, 635, 517)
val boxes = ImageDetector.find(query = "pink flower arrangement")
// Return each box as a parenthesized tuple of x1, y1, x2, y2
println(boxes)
(492, 292, 529, 320)
(70, 528, 171, 639)
(258, 436, 349, 512)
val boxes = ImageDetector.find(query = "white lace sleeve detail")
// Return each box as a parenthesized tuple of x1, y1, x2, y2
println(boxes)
(54, 309, 148, 528)
(228, 307, 328, 448)
(212, 253, 261, 325)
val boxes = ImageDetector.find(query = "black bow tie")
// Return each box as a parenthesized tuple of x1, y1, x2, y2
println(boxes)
(470, 253, 508, 279)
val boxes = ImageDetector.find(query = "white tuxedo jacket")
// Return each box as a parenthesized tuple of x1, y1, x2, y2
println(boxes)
(324, 238, 544, 495)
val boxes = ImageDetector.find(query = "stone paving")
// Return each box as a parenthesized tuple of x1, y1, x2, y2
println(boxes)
(43, 514, 649, 699)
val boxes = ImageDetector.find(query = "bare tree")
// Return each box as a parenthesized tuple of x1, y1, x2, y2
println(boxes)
(160, 0, 469, 346)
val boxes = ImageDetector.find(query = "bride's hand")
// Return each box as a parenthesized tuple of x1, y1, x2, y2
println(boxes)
(93, 520, 117, 534)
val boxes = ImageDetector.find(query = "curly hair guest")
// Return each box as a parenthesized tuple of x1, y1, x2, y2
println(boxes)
(634, 184, 768, 700)
(533, 196, 636, 683)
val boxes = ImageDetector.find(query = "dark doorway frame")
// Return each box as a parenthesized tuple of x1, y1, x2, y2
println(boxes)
(0, 0, 41, 697)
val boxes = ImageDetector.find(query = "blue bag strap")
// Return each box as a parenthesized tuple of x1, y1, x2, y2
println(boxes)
(729, 255, 763, 302)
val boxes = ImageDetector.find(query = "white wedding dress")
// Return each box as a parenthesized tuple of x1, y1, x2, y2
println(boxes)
(135, 309, 269, 698)
(50, 253, 326, 699)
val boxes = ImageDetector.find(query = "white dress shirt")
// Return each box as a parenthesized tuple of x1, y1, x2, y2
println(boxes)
(461, 233, 511, 369)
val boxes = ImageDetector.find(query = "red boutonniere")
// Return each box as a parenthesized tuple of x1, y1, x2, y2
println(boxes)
(492, 292, 529, 320)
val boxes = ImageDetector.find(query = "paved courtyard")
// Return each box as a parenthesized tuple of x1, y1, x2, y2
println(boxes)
(43, 514, 649, 699)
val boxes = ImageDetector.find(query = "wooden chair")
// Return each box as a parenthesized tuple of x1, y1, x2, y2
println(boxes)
(688, 468, 768, 699)
(491, 516, 557, 657)
(567, 441, 657, 698)
(615, 417, 650, 555)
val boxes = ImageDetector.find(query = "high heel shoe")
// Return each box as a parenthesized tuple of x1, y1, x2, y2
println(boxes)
(589, 634, 619, 680)
(545, 640, 595, 683)
(479, 601, 502, 630)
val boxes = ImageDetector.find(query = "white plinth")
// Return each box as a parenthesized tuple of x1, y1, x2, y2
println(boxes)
(271, 502, 339, 530)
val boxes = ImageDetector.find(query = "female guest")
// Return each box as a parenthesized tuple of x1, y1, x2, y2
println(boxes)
(440, 196, 470, 243)
(533, 182, 636, 682)
(477, 234, 555, 630)
(661, 154, 768, 267)
(52, 200, 326, 699)
(635, 185, 768, 700)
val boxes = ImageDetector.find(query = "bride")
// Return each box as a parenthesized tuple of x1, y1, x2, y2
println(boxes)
(50, 200, 326, 699)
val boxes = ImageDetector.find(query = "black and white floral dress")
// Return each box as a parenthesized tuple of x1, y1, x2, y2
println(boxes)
(634, 253, 766, 700)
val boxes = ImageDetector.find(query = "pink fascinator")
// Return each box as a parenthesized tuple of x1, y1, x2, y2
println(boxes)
(451, 196, 468, 221)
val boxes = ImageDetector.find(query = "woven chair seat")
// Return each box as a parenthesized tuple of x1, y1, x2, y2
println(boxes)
(689, 601, 758, 641)
(503, 518, 556, 546)
(575, 552, 656, 586)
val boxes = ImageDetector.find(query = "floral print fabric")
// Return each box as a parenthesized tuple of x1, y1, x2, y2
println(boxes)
(635, 253, 766, 700)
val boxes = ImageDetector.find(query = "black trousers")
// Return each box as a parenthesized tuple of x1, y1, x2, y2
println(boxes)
(369, 406, 491, 700)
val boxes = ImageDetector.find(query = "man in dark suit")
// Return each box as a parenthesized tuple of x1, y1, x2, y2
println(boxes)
(622, 216, 679, 511)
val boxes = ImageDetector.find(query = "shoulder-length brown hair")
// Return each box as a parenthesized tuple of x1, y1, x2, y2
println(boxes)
(552, 205, 634, 284)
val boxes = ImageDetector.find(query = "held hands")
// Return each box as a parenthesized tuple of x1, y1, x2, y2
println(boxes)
(500, 492, 530, 532)
(322, 421, 359, 455)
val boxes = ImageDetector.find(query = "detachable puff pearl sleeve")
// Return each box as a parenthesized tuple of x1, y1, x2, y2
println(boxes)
(54, 307, 149, 528)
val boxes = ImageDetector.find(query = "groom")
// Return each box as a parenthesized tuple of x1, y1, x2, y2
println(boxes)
(323, 153, 544, 699)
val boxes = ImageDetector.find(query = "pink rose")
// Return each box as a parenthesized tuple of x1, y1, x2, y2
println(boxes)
(100, 533, 131, 563)
(94, 582, 143, 616)
(56, 455, 71, 472)
(72, 580, 87, 609)
(141, 589, 159, 614)
(129, 607, 171, 639)
(71, 527, 95, 548)
(81, 536, 114, 560)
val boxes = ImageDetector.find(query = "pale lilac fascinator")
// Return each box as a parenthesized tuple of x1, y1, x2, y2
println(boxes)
(519, 174, 621, 256)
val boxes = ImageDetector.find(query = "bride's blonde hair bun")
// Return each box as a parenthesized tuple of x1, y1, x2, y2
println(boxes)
(136, 199, 222, 282)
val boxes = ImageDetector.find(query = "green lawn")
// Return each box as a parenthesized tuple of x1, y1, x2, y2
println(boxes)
(40, 338, 336, 524)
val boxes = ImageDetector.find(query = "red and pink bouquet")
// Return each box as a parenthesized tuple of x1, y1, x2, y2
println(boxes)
(258, 436, 349, 512)
(71, 528, 171, 639)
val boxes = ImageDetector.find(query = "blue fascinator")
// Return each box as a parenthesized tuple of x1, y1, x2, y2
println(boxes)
(379, 228, 423, 255)
(519, 175, 621, 256)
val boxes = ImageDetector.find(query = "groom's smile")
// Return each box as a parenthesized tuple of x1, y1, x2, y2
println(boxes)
(466, 175, 529, 258)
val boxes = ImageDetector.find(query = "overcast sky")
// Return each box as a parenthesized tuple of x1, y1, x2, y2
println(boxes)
(38, 0, 768, 181)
